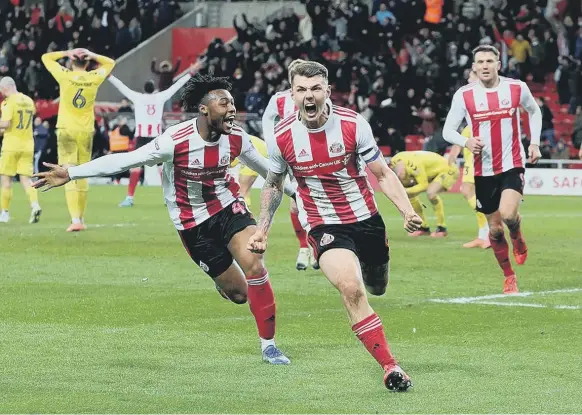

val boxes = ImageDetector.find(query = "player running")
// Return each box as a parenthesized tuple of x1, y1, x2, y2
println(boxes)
(248, 60, 422, 391)
(34, 74, 294, 365)
(443, 45, 542, 294)
(110, 63, 198, 207)
(229, 134, 268, 209)
(447, 70, 490, 248)
(42, 48, 115, 232)
(262, 59, 317, 271)
(0, 77, 41, 223)
(390, 150, 459, 237)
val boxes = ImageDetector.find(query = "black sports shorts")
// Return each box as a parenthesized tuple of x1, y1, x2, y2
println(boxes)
(178, 199, 255, 278)
(474, 168, 525, 214)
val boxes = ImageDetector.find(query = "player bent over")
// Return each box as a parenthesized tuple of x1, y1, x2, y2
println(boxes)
(443, 45, 542, 294)
(34, 74, 295, 364)
(248, 61, 422, 390)
(390, 150, 459, 237)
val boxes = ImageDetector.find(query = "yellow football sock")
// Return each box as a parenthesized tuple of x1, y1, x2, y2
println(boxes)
(26, 186, 39, 206)
(1, 187, 12, 211)
(77, 179, 88, 219)
(430, 195, 446, 227)
(467, 195, 488, 229)
(409, 196, 428, 228)
(65, 181, 81, 220)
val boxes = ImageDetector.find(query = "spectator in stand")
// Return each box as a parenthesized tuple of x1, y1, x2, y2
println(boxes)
(537, 97, 555, 147)
(33, 117, 50, 174)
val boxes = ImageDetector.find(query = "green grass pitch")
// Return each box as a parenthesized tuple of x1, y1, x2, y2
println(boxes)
(1, 186, 581, 413)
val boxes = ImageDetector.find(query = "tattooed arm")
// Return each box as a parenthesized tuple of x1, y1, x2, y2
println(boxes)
(248, 170, 287, 253)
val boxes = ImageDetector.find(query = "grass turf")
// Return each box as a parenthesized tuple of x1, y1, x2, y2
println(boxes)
(1, 185, 581, 413)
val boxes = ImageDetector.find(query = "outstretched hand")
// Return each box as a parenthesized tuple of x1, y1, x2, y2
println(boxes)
(32, 163, 71, 191)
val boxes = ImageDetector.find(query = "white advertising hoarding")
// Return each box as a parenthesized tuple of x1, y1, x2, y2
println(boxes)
(524, 168, 582, 196)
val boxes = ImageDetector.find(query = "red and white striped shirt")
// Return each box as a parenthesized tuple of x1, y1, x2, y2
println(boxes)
(262, 89, 297, 145)
(108, 74, 191, 138)
(268, 104, 381, 229)
(69, 119, 277, 230)
(443, 76, 541, 176)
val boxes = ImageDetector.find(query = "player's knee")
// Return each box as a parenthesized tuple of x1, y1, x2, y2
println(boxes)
(339, 280, 366, 308)
(362, 262, 389, 296)
(499, 208, 518, 225)
(489, 225, 504, 240)
(244, 262, 266, 279)
(227, 290, 248, 304)
(427, 191, 439, 202)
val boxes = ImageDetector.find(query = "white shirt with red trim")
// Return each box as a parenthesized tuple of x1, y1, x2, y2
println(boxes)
(108, 74, 191, 138)
(262, 89, 297, 145)
(443, 76, 542, 176)
(267, 103, 381, 229)
(69, 119, 295, 230)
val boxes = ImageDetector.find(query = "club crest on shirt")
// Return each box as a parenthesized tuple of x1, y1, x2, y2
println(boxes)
(329, 142, 344, 154)
(320, 233, 335, 246)
(501, 99, 510, 106)
(219, 154, 230, 166)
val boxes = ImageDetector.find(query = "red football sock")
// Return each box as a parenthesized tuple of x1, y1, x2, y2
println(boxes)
(352, 313, 397, 369)
(489, 232, 515, 277)
(247, 270, 276, 340)
(128, 169, 142, 197)
(290, 210, 308, 248)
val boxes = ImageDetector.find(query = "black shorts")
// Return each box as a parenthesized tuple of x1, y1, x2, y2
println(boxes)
(474, 168, 525, 214)
(178, 200, 256, 279)
(135, 136, 155, 149)
(307, 214, 389, 266)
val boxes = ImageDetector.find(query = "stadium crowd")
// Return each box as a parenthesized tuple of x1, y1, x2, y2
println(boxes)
(195, 0, 581, 159)
(0, 0, 183, 100)
(3, 0, 582, 171)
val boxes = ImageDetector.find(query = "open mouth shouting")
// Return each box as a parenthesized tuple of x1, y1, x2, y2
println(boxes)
(223, 115, 235, 132)
(304, 102, 318, 119)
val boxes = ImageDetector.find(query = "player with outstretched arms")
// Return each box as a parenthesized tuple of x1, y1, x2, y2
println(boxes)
(262, 59, 317, 271)
(42, 48, 115, 232)
(34, 74, 296, 365)
(443, 45, 542, 294)
(248, 60, 422, 391)
(110, 62, 202, 207)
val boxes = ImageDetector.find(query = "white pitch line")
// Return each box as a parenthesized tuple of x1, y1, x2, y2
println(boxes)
(428, 288, 582, 304)
(472, 301, 547, 308)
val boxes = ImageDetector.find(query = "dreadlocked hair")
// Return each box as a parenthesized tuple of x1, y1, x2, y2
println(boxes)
(181, 73, 233, 112)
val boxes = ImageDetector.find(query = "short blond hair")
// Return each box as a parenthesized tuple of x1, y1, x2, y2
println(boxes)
(288, 60, 328, 85)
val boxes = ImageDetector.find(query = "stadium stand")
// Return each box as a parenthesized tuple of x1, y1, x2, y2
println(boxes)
(190, 0, 581, 159)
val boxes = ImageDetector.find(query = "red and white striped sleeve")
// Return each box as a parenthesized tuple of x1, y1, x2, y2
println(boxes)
(68, 131, 174, 180)
(443, 89, 469, 147)
(265, 130, 288, 175)
(355, 115, 381, 164)
(261, 94, 280, 146)
(519, 82, 542, 146)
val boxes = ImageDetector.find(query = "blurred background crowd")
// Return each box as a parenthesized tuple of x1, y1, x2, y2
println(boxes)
(1, 0, 581, 174)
